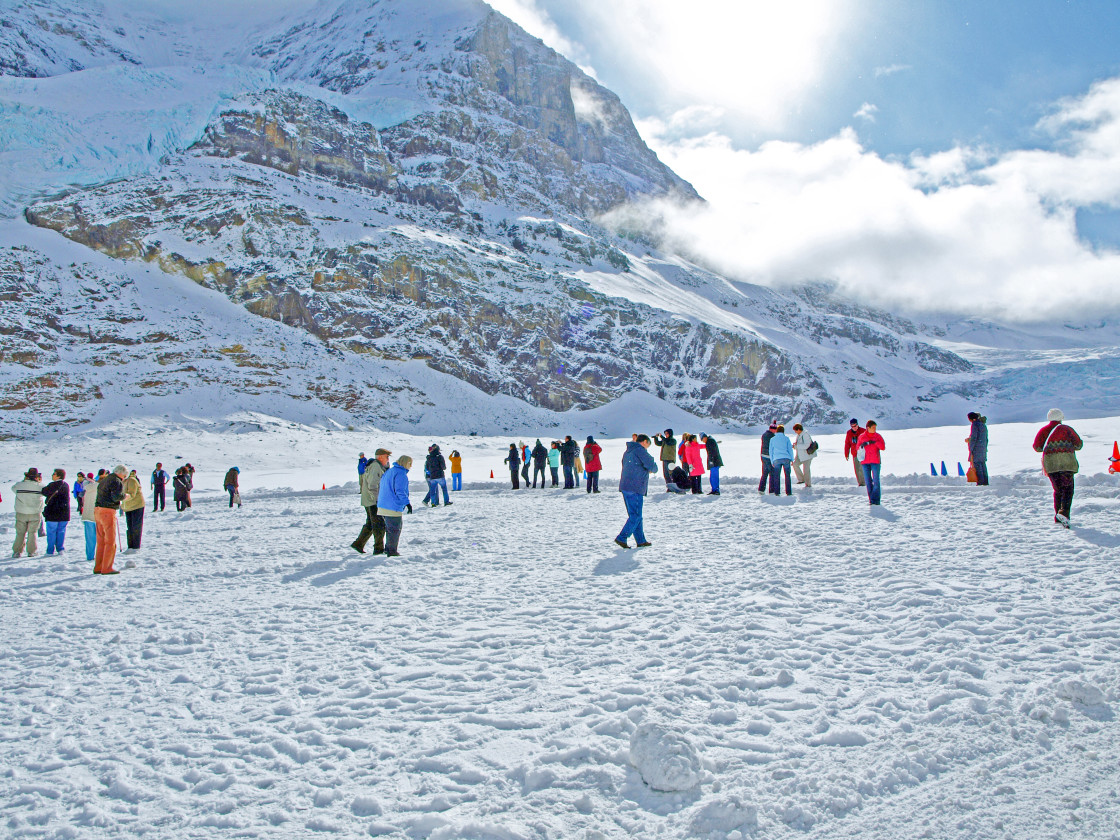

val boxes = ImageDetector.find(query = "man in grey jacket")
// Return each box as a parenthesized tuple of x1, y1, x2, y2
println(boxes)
(352, 448, 391, 554)
(12, 467, 44, 557)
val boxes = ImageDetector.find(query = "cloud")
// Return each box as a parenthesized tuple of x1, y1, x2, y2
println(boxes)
(604, 78, 1120, 323)
(854, 102, 878, 122)
(485, 0, 598, 77)
(873, 63, 911, 78)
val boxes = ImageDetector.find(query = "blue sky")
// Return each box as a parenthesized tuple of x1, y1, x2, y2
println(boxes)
(490, 0, 1120, 320)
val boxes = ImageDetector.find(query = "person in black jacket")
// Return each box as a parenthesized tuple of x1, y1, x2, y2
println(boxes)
(93, 466, 127, 574)
(759, 423, 777, 493)
(966, 411, 990, 486)
(503, 444, 521, 489)
(561, 436, 578, 488)
(700, 434, 724, 495)
(41, 469, 71, 556)
(531, 440, 548, 488)
(425, 444, 451, 506)
(172, 468, 191, 512)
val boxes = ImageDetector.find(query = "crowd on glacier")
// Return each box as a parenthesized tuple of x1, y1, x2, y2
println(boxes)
(9, 409, 1084, 567)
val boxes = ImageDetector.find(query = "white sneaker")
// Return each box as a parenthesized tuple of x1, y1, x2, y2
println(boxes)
(1055, 514, 1070, 529)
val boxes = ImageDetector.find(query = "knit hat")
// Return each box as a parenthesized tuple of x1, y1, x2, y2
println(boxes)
(1047, 408, 1064, 423)
(967, 411, 979, 421)
(850, 418, 859, 425)
(768, 423, 777, 430)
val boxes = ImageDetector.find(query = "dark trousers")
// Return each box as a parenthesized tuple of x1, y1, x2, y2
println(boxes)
(563, 464, 574, 488)
(509, 470, 520, 489)
(1048, 471, 1075, 519)
(759, 457, 771, 492)
(550, 467, 559, 486)
(533, 464, 546, 487)
(770, 460, 792, 495)
(152, 485, 166, 511)
(662, 461, 673, 483)
(125, 508, 144, 549)
(690, 474, 702, 494)
(974, 461, 989, 486)
(521, 462, 530, 484)
(227, 486, 238, 507)
(353, 505, 385, 553)
(384, 516, 403, 554)
(586, 471, 600, 493)
(175, 497, 187, 512)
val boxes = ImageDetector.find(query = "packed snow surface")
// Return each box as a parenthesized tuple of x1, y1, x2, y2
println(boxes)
(3, 420, 1120, 837)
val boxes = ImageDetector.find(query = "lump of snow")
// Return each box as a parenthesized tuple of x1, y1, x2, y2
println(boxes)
(689, 795, 758, 835)
(808, 729, 870, 747)
(628, 722, 702, 792)
(1055, 679, 1108, 707)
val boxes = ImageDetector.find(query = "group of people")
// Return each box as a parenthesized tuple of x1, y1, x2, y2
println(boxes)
(651, 429, 724, 495)
(501, 436, 603, 491)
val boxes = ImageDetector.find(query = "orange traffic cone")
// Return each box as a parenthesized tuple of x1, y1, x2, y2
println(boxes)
(322, 483, 326, 490)
(489, 470, 494, 479)
(1110, 442, 1120, 474)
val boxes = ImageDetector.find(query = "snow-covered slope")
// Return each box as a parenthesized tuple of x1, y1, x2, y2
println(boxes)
(2, 0, 1119, 440)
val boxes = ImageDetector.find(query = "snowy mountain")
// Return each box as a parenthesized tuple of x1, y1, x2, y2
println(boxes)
(2, 0, 1119, 440)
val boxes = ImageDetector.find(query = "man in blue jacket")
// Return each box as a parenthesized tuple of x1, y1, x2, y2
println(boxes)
(615, 435, 659, 549)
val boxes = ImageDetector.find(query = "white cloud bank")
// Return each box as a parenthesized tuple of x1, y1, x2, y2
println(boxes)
(613, 77, 1120, 323)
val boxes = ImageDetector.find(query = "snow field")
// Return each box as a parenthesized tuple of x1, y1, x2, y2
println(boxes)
(3, 464, 1119, 838)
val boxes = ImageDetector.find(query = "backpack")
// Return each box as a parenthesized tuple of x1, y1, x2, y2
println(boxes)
(806, 440, 819, 455)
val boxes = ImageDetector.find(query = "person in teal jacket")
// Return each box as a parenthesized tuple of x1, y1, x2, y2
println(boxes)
(547, 442, 561, 487)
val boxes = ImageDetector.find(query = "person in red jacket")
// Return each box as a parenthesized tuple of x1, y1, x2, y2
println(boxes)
(1032, 408, 1083, 527)
(583, 436, 603, 494)
(855, 420, 886, 505)
(844, 418, 866, 487)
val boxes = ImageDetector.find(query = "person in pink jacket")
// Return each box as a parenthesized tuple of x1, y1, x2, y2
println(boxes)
(682, 433, 705, 494)
(856, 420, 886, 505)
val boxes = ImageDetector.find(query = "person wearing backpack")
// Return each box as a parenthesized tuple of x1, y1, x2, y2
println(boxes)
(583, 436, 603, 493)
(1033, 408, 1083, 528)
(792, 424, 817, 488)
(856, 421, 886, 505)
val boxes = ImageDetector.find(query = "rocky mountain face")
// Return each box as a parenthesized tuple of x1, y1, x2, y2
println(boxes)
(6, 0, 1102, 439)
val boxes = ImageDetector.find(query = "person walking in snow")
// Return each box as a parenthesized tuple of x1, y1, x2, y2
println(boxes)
(614, 434, 659, 549)
(172, 467, 191, 512)
(583, 436, 603, 493)
(12, 468, 44, 557)
(352, 448, 390, 554)
(700, 433, 723, 495)
(844, 419, 866, 487)
(1033, 408, 1083, 528)
(504, 444, 521, 489)
(82, 470, 103, 563)
(653, 429, 677, 486)
(792, 423, 816, 489)
(224, 467, 241, 508)
(41, 469, 71, 556)
(377, 455, 413, 557)
(122, 469, 145, 552)
(531, 440, 548, 488)
(768, 425, 794, 496)
(966, 412, 989, 486)
(425, 444, 452, 507)
(682, 433, 705, 494)
(856, 421, 886, 505)
(759, 423, 777, 493)
(150, 463, 169, 512)
(94, 465, 128, 574)
(561, 436, 579, 488)
(547, 441, 561, 487)
(449, 450, 463, 491)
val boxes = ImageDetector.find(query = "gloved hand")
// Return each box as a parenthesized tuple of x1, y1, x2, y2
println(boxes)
(406, 504, 413, 514)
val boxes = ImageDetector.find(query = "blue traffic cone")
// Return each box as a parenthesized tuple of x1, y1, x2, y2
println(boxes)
(958, 462, 965, 476)
(930, 463, 937, 476)
(940, 461, 948, 476)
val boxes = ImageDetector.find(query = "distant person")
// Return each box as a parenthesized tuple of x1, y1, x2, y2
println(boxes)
(41, 469, 71, 556)
(547, 442, 561, 486)
(377, 455, 413, 556)
(583, 436, 603, 493)
(73, 471, 87, 516)
(573, 449, 583, 488)
(449, 450, 463, 491)
(759, 422, 777, 493)
(224, 467, 241, 508)
(856, 420, 886, 505)
(531, 440, 548, 488)
(150, 463, 169, 512)
(82, 470, 103, 563)
(357, 452, 368, 476)
(184, 464, 195, 507)
(844, 419, 866, 487)
(653, 429, 677, 485)
(768, 425, 794, 496)
(172, 467, 191, 512)
(1033, 409, 1083, 528)
(792, 423, 816, 488)
(966, 412, 989, 486)
(94, 466, 128, 574)
(561, 436, 578, 488)
(519, 441, 531, 487)
(425, 444, 452, 507)
(700, 433, 723, 495)
(352, 448, 390, 554)
(504, 444, 520, 489)
(122, 469, 145, 551)
(12, 468, 44, 557)
(614, 434, 659, 549)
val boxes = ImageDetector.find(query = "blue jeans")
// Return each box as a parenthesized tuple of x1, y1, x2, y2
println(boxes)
(451, 473, 462, 491)
(616, 491, 647, 545)
(770, 459, 792, 495)
(428, 478, 450, 505)
(563, 465, 574, 488)
(862, 463, 881, 504)
(84, 521, 97, 563)
(709, 466, 720, 493)
(45, 521, 67, 554)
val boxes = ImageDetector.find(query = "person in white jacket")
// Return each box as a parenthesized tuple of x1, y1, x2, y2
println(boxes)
(792, 424, 817, 488)
(12, 467, 44, 557)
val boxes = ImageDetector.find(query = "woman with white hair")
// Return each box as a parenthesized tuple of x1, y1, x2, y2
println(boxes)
(93, 465, 129, 574)
(377, 455, 413, 557)
(1033, 409, 1083, 528)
